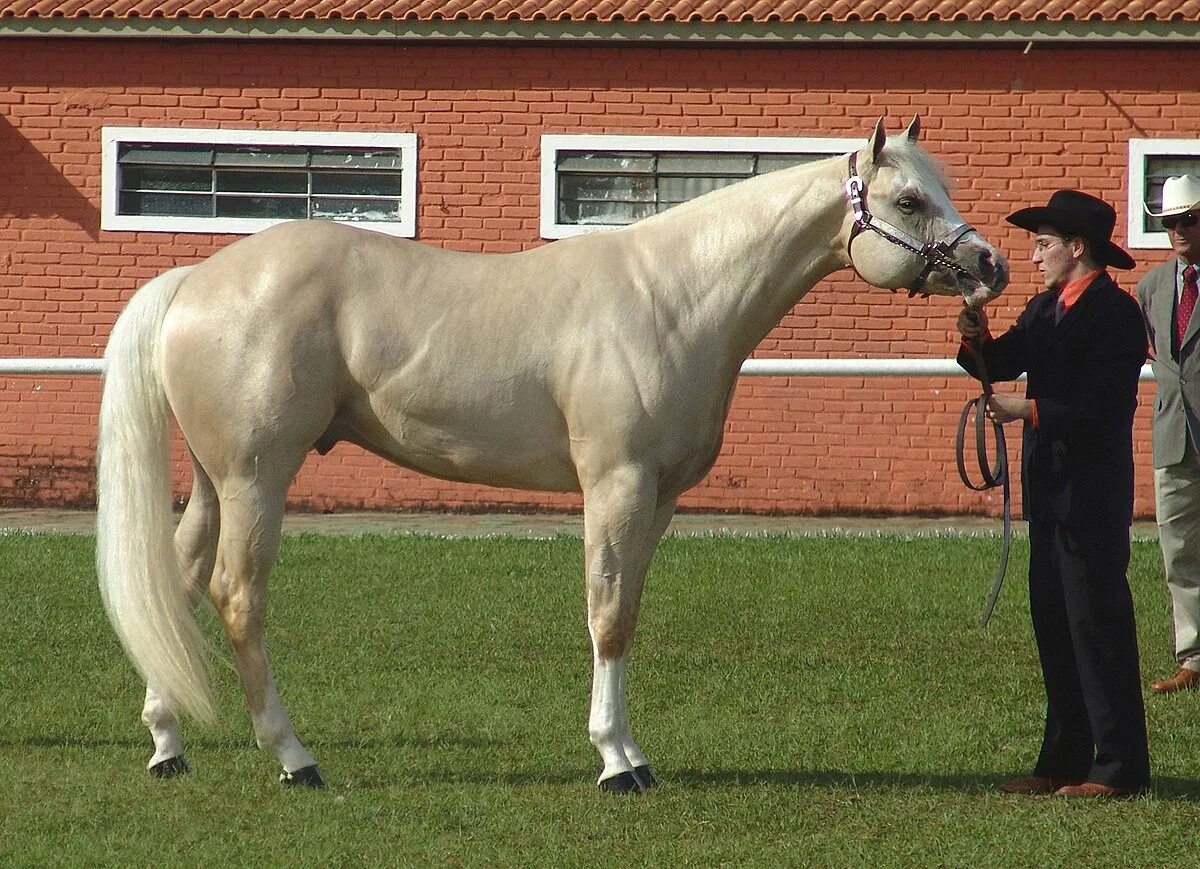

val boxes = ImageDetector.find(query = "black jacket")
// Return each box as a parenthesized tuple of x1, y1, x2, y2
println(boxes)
(957, 273, 1147, 527)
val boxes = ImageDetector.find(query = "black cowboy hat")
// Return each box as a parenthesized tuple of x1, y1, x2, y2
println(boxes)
(1006, 190, 1135, 270)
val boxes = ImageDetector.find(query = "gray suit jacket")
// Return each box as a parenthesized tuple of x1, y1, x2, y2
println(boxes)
(1137, 258, 1200, 468)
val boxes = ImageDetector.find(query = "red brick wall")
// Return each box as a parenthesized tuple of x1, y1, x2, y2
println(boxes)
(1, 40, 1190, 518)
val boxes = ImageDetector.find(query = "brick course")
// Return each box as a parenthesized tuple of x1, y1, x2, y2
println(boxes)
(0, 41, 1186, 518)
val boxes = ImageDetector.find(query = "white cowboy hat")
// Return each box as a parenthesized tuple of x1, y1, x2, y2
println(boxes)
(1144, 174, 1200, 218)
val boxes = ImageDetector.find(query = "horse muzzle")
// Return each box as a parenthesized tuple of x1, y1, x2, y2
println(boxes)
(959, 243, 1009, 308)
(919, 233, 1008, 306)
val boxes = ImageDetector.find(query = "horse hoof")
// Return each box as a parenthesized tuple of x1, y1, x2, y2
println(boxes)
(149, 756, 191, 778)
(280, 765, 327, 788)
(598, 769, 651, 794)
(633, 764, 660, 789)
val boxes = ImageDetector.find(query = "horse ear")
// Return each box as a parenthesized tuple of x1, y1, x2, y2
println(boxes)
(868, 117, 887, 162)
(905, 114, 921, 143)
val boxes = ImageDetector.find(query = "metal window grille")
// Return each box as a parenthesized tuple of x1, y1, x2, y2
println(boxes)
(555, 150, 832, 227)
(116, 143, 408, 223)
(1144, 155, 1200, 232)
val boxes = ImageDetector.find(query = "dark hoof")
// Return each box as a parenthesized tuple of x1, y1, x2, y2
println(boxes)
(633, 764, 660, 789)
(280, 764, 327, 788)
(149, 756, 191, 778)
(598, 769, 652, 794)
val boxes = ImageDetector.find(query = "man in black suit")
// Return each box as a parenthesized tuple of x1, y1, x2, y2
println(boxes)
(957, 190, 1150, 798)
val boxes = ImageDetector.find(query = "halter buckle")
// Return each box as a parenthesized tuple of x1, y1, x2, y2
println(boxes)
(845, 175, 865, 222)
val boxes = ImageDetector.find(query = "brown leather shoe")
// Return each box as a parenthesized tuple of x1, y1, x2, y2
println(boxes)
(998, 776, 1075, 795)
(1055, 782, 1144, 799)
(1151, 667, 1200, 694)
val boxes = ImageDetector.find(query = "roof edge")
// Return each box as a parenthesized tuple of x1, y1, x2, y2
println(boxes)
(1, 18, 1198, 43)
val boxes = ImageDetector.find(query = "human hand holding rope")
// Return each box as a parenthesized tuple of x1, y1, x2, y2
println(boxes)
(956, 305, 1031, 424)
(957, 304, 989, 341)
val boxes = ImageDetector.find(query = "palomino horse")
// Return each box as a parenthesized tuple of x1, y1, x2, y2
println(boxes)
(97, 117, 1007, 791)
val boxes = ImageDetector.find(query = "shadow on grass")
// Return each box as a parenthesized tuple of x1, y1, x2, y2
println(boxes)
(0, 736, 149, 751)
(337, 766, 1200, 801)
(0, 734, 505, 752)
(667, 768, 1200, 802)
(10, 730, 1198, 801)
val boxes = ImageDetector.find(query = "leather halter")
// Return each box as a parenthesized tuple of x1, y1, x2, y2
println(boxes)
(845, 152, 978, 295)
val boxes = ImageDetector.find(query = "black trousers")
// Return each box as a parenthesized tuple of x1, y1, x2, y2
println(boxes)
(1028, 518, 1151, 789)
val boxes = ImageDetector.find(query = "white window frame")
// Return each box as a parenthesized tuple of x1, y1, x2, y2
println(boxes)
(1127, 138, 1200, 250)
(101, 127, 418, 237)
(540, 134, 861, 239)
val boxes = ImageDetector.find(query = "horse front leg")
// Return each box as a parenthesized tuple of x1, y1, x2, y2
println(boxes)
(582, 468, 676, 794)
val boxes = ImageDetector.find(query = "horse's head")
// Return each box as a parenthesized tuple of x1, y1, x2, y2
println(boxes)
(843, 116, 1008, 308)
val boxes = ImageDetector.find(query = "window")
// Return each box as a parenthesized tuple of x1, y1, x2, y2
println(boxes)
(102, 128, 417, 236)
(1128, 139, 1200, 249)
(540, 134, 860, 239)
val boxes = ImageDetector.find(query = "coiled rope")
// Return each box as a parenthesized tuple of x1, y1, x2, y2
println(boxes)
(955, 336, 1013, 628)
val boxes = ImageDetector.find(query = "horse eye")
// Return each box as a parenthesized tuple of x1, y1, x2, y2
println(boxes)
(897, 197, 920, 214)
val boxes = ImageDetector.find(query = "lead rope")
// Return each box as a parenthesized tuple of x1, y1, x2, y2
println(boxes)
(955, 333, 1012, 628)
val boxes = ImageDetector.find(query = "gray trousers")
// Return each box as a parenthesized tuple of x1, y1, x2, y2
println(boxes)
(1154, 437, 1200, 672)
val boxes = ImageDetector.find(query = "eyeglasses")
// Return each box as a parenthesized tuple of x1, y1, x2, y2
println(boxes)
(1033, 237, 1068, 255)
(1162, 212, 1200, 231)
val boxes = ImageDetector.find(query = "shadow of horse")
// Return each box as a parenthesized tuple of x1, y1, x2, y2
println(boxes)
(668, 768, 1200, 801)
(328, 764, 1200, 800)
(9, 730, 1198, 799)
(0, 733, 504, 753)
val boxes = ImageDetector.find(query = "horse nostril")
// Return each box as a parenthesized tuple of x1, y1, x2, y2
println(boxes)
(978, 250, 996, 283)
(984, 249, 1010, 292)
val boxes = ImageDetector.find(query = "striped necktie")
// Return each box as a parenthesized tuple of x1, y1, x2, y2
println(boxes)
(1178, 264, 1198, 353)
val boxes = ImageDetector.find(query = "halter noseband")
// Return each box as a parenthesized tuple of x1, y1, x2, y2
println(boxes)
(845, 152, 978, 296)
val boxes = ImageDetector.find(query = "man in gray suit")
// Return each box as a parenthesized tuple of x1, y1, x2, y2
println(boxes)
(1138, 174, 1200, 694)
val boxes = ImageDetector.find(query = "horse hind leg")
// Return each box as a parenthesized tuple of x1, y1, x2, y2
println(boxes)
(141, 451, 221, 778)
(582, 467, 677, 794)
(209, 468, 325, 788)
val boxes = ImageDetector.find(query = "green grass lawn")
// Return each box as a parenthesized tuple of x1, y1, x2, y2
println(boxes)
(1, 530, 1198, 866)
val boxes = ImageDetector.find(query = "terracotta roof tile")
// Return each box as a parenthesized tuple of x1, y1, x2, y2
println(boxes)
(2, 0, 1198, 23)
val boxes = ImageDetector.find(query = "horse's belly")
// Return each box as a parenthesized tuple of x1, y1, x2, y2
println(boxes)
(339, 401, 581, 493)
(392, 440, 581, 492)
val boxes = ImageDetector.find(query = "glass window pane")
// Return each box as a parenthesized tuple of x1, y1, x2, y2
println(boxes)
(658, 175, 740, 205)
(312, 197, 403, 221)
(121, 166, 212, 193)
(119, 191, 212, 217)
(557, 152, 654, 174)
(658, 153, 753, 176)
(214, 147, 308, 168)
(560, 199, 654, 226)
(756, 153, 823, 173)
(310, 149, 403, 170)
(215, 195, 307, 220)
(216, 170, 308, 194)
(118, 144, 214, 166)
(311, 171, 404, 197)
(560, 174, 655, 204)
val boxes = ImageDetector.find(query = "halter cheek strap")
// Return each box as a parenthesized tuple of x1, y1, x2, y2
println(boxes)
(845, 152, 977, 294)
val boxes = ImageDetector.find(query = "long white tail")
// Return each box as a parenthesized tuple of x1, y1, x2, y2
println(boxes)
(96, 265, 216, 723)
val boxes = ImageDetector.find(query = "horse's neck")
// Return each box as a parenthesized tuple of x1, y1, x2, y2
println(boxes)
(630, 165, 850, 366)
